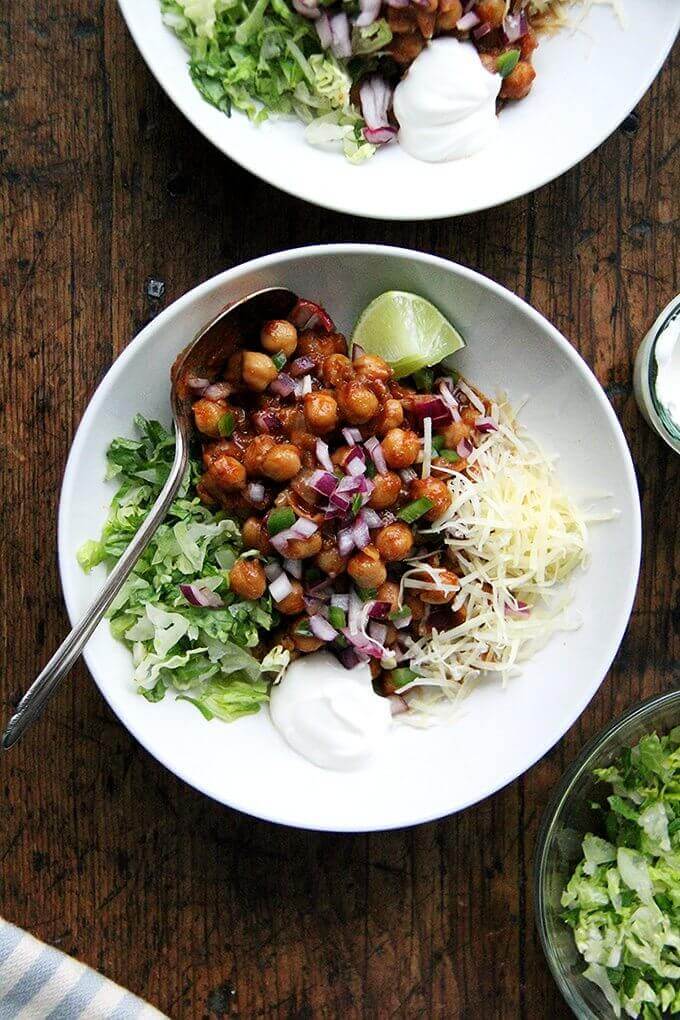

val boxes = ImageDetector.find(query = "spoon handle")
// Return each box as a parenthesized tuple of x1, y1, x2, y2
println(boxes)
(2, 430, 189, 750)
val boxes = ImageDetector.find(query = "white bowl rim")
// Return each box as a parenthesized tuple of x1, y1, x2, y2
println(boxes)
(58, 243, 642, 830)
(116, 0, 680, 221)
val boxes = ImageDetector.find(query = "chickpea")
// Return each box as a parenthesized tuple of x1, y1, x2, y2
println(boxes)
(500, 60, 536, 101)
(377, 581, 401, 612)
(202, 439, 240, 470)
(261, 443, 302, 483)
(260, 319, 298, 358)
(410, 477, 452, 521)
(297, 332, 346, 363)
(439, 419, 473, 450)
(475, 0, 505, 27)
(353, 354, 392, 383)
(242, 516, 272, 555)
(291, 621, 325, 654)
(404, 591, 426, 622)
(192, 397, 229, 438)
(316, 543, 346, 576)
(274, 579, 306, 615)
(368, 471, 401, 510)
(229, 558, 266, 600)
(390, 31, 425, 64)
(336, 380, 379, 425)
(374, 398, 404, 436)
(242, 351, 278, 392)
(375, 522, 414, 562)
(435, 0, 462, 29)
(381, 428, 420, 470)
(285, 531, 323, 560)
(321, 353, 354, 387)
(303, 392, 338, 435)
(347, 545, 387, 589)
(244, 435, 276, 476)
(208, 454, 247, 492)
(415, 568, 459, 605)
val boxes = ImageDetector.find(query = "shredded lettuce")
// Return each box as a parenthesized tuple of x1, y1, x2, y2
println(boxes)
(562, 729, 680, 1018)
(79, 416, 285, 723)
(160, 0, 378, 162)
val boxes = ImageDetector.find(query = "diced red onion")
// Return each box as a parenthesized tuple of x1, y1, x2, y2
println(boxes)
(329, 11, 351, 59)
(252, 410, 282, 434)
(352, 515, 370, 550)
(304, 596, 326, 616)
(359, 508, 382, 530)
(283, 558, 302, 579)
(364, 126, 397, 145)
(342, 427, 362, 445)
(341, 627, 384, 659)
(247, 482, 266, 504)
(438, 381, 460, 416)
(288, 299, 334, 334)
(264, 560, 283, 582)
(293, 0, 320, 17)
(329, 490, 352, 513)
(367, 601, 391, 619)
(315, 438, 334, 472)
(356, 0, 381, 27)
(364, 435, 388, 475)
(203, 381, 231, 400)
(331, 593, 350, 610)
(269, 373, 296, 398)
(269, 529, 292, 554)
(400, 468, 417, 485)
(412, 396, 453, 426)
(456, 380, 485, 414)
(309, 469, 339, 497)
(345, 446, 366, 477)
(337, 646, 361, 670)
(180, 583, 223, 608)
(351, 344, 365, 363)
(389, 694, 409, 716)
(503, 11, 527, 42)
(475, 416, 498, 433)
(315, 11, 332, 47)
(385, 0, 409, 7)
(473, 21, 492, 39)
(290, 356, 315, 377)
(457, 437, 474, 459)
(359, 75, 396, 147)
(368, 621, 387, 645)
(290, 517, 317, 539)
(348, 588, 363, 634)
(456, 10, 480, 30)
(393, 608, 411, 630)
(269, 572, 293, 603)
(186, 376, 210, 397)
(338, 527, 356, 558)
(336, 474, 363, 494)
(309, 614, 338, 641)
(307, 577, 333, 597)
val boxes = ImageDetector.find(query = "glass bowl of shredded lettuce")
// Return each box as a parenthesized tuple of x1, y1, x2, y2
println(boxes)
(535, 689, 680, 1019)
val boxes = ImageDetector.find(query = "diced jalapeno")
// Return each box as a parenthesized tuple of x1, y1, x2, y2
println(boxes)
(267, 507, 295, 535)
(397, 497, 434, 523)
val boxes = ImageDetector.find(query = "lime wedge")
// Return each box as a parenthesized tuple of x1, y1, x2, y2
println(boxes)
(352, 291, 466, 379)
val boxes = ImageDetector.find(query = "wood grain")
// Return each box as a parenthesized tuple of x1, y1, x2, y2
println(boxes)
(0, 4, 677, 1017)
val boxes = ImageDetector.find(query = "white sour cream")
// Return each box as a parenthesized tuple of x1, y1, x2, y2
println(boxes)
(269, 652, 392, 771)
(393, 38, 501, 163)
(655, 311, 680, 430)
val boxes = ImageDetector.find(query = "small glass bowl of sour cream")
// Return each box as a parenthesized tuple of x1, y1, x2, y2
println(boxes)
(633, 295, 680, 455)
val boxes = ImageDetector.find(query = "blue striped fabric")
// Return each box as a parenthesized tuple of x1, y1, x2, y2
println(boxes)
(0, 919, 168, 1020)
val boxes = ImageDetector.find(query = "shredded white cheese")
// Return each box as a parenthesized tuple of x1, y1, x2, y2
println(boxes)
(398, 398, 614, 724)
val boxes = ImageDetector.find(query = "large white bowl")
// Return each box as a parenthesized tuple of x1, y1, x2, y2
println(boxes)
(58, 245, 641, 831)
(117, 0, 679, 220)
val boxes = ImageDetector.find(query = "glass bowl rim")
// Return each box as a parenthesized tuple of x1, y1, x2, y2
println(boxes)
(533, 687, 680, 1018)
(647, 298, 680, 444)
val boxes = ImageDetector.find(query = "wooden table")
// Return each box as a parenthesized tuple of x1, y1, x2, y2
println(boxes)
(1, 5, 678, 1017)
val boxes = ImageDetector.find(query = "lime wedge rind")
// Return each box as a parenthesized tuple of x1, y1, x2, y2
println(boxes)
(352, 291, 465, 379)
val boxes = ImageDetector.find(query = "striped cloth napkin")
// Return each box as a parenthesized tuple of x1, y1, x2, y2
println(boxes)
(0, 919, 168, 1019)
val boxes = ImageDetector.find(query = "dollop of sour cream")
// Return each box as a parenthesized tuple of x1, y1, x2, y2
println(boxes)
(393, 38, 501, 163)
(269, 652, 392, 771)
(655, 310, 680, 430)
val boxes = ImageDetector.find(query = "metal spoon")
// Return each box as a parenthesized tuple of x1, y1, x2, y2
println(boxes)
(2, 286, 297, 749)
